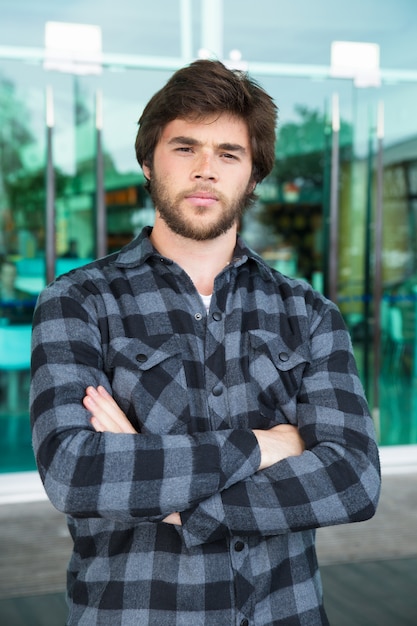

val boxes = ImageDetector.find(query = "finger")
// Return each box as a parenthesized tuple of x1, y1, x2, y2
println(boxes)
(86, 386, 124, 420)
(84, 386, 137, 434)
(83, 394, 123, 433)
(95, 387, 137, 433)
(83, 387, 124, 431)
(90, 415, 105, 433)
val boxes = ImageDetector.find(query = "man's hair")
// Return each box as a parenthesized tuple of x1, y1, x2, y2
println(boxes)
(135, 59, 278, 188)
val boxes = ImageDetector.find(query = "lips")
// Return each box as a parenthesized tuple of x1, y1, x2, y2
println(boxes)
(186, 190, 219, 206)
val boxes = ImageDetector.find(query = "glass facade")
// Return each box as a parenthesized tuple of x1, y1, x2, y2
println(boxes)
(1, 0, 417, 472)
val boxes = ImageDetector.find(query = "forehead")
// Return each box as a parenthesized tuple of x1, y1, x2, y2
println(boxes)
(159, 114, 251, 146)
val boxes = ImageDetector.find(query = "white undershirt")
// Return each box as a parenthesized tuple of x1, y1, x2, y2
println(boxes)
(199, 293, 212, 313)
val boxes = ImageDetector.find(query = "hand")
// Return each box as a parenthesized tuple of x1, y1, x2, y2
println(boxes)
(253, 424, 305, 471)
(84, 387, 182, 525)
(162, 512, 182, 526)
(83, 385, 137, 434)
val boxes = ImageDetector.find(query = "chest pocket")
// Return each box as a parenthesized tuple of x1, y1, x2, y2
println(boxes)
(106, 334, 190, 434)
(248, 329, 311, 425)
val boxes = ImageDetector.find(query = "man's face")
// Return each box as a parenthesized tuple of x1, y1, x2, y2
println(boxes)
(142, 114, 255, 241)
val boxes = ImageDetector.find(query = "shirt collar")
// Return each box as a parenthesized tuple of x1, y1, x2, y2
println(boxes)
(114, 226, 274, 281)
(114, 226, 156, 268)
(233, 235, 274, 281)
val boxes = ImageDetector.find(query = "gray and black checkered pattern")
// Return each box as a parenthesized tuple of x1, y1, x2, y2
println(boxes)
(30, 227, 380, 625)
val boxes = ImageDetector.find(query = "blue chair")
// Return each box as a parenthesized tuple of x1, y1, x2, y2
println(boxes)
(0, 325, 32, 442)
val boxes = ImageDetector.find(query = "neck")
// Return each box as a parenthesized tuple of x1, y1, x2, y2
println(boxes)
(149, 218, 237, 295)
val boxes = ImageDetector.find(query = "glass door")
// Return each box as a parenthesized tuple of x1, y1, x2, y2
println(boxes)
(1, 56, 417, 473)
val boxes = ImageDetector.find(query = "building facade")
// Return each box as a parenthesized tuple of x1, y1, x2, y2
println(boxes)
(1, 0, 417, 474)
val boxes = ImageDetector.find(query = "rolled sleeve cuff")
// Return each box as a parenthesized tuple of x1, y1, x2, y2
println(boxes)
(181, 492, 227, 547)
(217, 429, 260, 491)
(181, 430, 260, 548)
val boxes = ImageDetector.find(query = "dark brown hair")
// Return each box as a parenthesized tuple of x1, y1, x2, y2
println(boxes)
(135, 59, 278, 188)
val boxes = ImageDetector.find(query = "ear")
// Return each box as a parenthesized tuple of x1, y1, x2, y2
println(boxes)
(142, 162, 151, 180)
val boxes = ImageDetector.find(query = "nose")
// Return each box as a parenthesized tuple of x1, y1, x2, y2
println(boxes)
(192, 151, 218, 182)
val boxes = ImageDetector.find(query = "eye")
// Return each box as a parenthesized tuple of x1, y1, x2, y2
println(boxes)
(222, 152, 238, 160)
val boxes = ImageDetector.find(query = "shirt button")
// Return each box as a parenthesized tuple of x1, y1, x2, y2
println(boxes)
(212, 311, 222, 321)
(212, 384, 223, 397)
(136, 353, 147, 363)
(240, 619, 249, 626)
(234, 540, 244, 552)
(279, 352, 289, 362)
(194, 312, 203, 321)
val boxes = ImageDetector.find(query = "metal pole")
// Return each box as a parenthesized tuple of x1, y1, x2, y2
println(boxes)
(201, 0, 223, 59)
(95, 90, 107, 259)
(180, 0, 193, 61)
(372, 101, 384, 439)
(45, 86, 56, 285)
(322, 110, 332, 298)
(328, 93, 340, 304)
(363, 120, 374, 397)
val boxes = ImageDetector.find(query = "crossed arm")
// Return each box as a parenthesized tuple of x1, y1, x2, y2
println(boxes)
(83, 385, 305, 525)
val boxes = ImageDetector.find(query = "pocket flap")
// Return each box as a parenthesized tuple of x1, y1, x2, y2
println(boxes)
(107, 334, 181, 371)
(249, 329, 310, 371)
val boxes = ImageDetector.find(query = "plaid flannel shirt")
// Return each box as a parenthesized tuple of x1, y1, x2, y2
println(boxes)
(30, 227, 380, 626)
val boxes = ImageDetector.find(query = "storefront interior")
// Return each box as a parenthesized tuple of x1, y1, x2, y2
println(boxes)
(1, 0, 417, 472)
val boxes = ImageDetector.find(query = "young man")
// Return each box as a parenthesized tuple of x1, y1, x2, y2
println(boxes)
(30, 60, 380, 626)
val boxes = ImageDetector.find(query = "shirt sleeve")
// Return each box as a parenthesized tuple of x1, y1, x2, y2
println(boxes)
(30, 281, 261, 523)
(180, 305, 381, 548)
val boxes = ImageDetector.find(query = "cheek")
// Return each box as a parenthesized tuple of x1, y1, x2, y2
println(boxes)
(235, 173, 255, 196)
(155, 156, 189, 182)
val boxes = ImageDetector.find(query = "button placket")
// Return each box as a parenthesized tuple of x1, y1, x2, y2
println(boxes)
(230, 538, 251, 625)
(204, 296, 227, 428)
(212, 383, 223, 397)
(230, 537, 247, 564)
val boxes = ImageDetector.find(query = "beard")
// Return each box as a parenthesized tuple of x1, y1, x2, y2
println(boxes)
(149, 174, 255, 241)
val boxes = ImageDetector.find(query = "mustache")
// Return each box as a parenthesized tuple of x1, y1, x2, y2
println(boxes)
(184, 185, 218, 194)
(179, 186, 225, 201)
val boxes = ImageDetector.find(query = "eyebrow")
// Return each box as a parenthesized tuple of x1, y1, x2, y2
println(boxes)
(168, 136, 248, 155)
